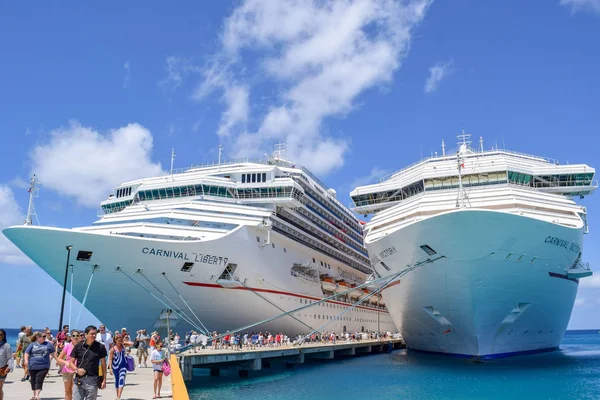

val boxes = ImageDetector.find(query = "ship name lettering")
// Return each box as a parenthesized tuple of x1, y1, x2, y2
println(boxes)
(142, 247, 228, 265)
(544, 236, 580, 253)
(379, 246, 397, 259)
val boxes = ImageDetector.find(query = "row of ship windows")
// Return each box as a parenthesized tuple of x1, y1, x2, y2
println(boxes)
(135, 185, 298, 202)
(293, 176, 363, 235)
(272, 222, 366, 272)
(298, 314, 377, 324)
(116, 187, 132, 198)
(276, 211, 369, 266)
(352, 171, 596, 207)
(314, 258, 331, 270)
(292, 297, 379, 314)
(241, 173, 267, 183)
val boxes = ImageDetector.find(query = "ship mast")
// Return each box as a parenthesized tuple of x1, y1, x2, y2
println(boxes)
(170, 148, 176, 175)
(456, 130, 471, 209)
(24, 175, 40, 225)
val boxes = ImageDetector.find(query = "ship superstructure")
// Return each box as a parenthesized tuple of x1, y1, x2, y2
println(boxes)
(4, 150, 394, 335)
(351, 133, 596, 357)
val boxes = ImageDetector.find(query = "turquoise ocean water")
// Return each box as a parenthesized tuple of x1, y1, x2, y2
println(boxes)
(5, 329, 600, 399)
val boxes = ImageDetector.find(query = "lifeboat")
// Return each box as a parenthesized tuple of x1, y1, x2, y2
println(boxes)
(370, 293, 379, 305)
(349, 283, 361, 299)
(321, 276, 336, 292)
(336, 280, 351, 294)
(360, 288, 370, 301)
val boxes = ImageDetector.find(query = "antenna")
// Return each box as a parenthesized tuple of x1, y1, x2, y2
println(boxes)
(169, 148, 176, 175)
(25, 175, 40, 226)
(479, 136, 484, 152)
(273, 142, 287, 160)
(218, 144, 223, 171)
(456, 151, 468, 208)
(457, 129, 471, 149)
(501, 134, 506, 150)
(441, 140, 446, 157)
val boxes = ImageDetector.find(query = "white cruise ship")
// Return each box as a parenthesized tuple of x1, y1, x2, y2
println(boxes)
(3, 150, 395, 336)
(350, 133, 596, 358)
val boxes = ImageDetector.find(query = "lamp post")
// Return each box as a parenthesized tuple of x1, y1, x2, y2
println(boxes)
(59, 245, 73, 334)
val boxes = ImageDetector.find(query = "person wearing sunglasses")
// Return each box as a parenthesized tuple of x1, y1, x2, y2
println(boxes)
(68, 325, 108, 400)
(24, 331, 57, 400)
(57, 330, 82, 400)
(108, 333, 134, 400)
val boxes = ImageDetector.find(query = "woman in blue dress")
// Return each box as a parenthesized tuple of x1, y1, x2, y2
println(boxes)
(108, 334, 134, 400)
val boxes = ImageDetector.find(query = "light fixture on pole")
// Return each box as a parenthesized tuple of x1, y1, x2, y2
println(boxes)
(59, 245, 73, 334)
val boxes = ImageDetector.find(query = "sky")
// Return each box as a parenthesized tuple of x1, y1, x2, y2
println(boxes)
(1, 0, 600, 331)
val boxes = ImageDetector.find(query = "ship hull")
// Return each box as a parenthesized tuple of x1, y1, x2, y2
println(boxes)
(366, 209, 582, 357)
(3, 225, 395, 336)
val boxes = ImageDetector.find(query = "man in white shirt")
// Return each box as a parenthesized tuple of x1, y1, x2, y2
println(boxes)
(95, 325, 112, 357)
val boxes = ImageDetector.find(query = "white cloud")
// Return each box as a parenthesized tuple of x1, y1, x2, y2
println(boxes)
(574, 297, 586, 306)
(560, 0, 600, 14)
(0, 185, 31, 264)
(123, 61, 131, 88)
(30, 121, 165, 208)
(579, 273, 600, 288)
(424, 60, 454, 93)
(351, 167, 390, 189)
(158, 56, 201, 92)
(183, 0, 433, 175)
(217, 85, 249, 137)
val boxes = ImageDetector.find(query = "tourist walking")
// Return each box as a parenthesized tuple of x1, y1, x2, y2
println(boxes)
(0, 329, 13, 400)
(109, 334, 134, 400)
(15, 326, 26, 367)
(24, 331, 57, 400)
(151, 341, 166, 399)
(68, 325, 108, 400)
(136, 329, 149, 367)
(57, 330, 81, 400)
(96, 325, 112, 357)
(149, 331, 159, 352)
(20, 326, 33, 381)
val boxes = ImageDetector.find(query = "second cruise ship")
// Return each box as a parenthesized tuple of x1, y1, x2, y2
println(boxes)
(351, 133, 595, 357)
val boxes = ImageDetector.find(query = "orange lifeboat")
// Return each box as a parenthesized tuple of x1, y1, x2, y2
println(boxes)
(336, 280, 350, 294)
(349, 283, 361, 299)
(321, 276, 336, 292)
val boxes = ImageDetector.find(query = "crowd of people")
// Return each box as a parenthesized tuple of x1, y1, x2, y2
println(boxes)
(182, 329, 393, 352)
(0, 324, 395, 400)
(0, 324, 169, 400)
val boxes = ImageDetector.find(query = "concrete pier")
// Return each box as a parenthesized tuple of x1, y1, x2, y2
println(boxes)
(177, 338, 405, 380)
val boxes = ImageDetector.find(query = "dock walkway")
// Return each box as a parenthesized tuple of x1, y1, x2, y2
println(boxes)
(178, 338, 405, 380)
(3, 360, 173, 400)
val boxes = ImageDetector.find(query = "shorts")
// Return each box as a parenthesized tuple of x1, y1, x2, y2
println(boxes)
(137, 347, 148, 356)
(62, 372, 75, 382)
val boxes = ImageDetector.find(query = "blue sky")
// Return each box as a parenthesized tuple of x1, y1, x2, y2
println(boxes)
(1, 0, 599, 330)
